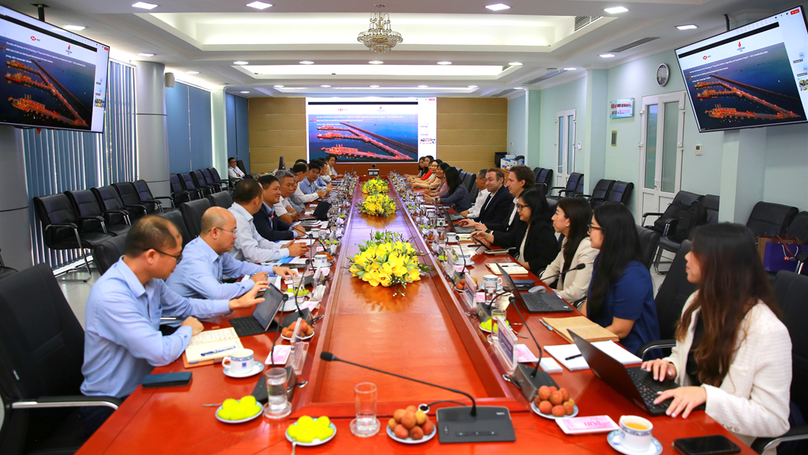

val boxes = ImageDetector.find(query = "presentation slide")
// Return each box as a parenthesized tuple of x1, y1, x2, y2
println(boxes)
(0, 6, 109, 132)
(306, 97, 437, 163)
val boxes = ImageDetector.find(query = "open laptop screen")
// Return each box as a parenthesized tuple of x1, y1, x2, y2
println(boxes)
(253, 284, 284, 330)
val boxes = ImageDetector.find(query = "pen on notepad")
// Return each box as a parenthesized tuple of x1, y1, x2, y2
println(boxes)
(539, 319, 553, 332)
(565, 354, 582, 361)
(200, 346, 236, 357)
(160, 317, 179, 321)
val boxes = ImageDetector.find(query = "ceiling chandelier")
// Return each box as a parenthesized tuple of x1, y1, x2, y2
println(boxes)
(357, 5, 403, 54)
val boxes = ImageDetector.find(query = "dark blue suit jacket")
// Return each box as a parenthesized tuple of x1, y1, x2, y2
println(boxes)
(254, 203, 295, 241)
(474, 185, 513, 232)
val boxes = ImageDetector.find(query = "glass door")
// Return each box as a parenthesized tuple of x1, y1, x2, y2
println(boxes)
(555, 109, 576, 188)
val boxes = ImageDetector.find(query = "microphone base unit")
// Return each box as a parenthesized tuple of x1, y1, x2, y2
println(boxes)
(512, 363, 558, 402)
(436, 406, 516, 443)
(282, 309, 312, 327)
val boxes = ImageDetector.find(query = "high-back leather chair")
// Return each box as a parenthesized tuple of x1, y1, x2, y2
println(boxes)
(170, 174, 194, 205)
(746, 201, 799, 238)
(133, 179, 175, 213)
(66, 190, 129, 237)
(207, 191, 233, 209)
(179, 198, 211, 239)
(700, 194, 720, 225)
(586, 179, 614, 208)
(201, 168, 227, 191)
(191, 170, 215, 196)
(159, 210, 192, 247)
(536, 168, 553, 196)
(113, 182, 151, 217)
(92, 235, 127, 275)
(636, 225, 661, 270)
(606, 181, 634, 205)
(179, 173, 205, 198)
(94, 185, 144, 222)
(546, 172, 584, 211)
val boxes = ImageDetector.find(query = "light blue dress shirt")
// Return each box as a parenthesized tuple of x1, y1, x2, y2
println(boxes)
(315, 176, 328, 190)
(298, 177, 318, 195)
(166, 237, 276, 300)
(81, 258, 231, 398)
(228, 203, 290, 263)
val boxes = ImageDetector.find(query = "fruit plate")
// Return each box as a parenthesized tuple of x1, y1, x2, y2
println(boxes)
(386, 425, 437, 444)
(215, 403, 264, 424)
(285, 422, 337, 447)
(531, 401, 579, 420)
(479, 320, 510, 334)
(282, 330, 314, 341)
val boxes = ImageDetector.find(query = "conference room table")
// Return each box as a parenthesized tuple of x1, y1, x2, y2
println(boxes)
(77, 175, 754, 454)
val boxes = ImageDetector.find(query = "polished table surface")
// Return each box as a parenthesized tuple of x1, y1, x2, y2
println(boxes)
(77, 176, 754, 454)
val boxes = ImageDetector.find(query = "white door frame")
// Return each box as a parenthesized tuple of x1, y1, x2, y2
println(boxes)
(554, 109, 576, 188)
(638, 92, 685, 222)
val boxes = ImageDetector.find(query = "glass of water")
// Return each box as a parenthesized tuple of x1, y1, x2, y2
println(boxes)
(350, 382, 380, 437)
(264, 367, 292, 419)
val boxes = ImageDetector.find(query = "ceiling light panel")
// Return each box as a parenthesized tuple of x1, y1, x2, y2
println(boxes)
(63, 25, 85, 31)
(246, 1, 272, 10)
(233, 61, 249, 65)
(677, 24, 698, 30)
(486, 3, 511, 11)
(132, 2, 158, 10)
(604, 7, 629, 14)
(240, 64, 506, 78)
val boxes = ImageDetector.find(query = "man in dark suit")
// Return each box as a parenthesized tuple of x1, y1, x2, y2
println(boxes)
(254, 175, 305, 241)
(458, 168, 513, 232)
(472, 165, 537, 250)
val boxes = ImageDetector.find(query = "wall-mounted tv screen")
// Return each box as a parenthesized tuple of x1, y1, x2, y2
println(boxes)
(306, 97, 437, 163)
(675, 5, 808, 132)
(0, 6, 110, 133)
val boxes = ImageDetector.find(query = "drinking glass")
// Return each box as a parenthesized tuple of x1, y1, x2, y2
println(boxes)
(350, 382, 380, 437)
(264, 367, 292, 419)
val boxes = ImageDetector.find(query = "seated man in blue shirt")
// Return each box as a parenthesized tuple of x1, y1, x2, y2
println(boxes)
(297, 161, 330, 196)
(80, 215, 265, 434)
(167, 206, 296, 300)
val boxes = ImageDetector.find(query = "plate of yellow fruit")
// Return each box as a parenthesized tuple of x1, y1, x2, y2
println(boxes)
(479, 318, 510, 334)
(286, 415, 337, 446)
(215, 396, 263, 424)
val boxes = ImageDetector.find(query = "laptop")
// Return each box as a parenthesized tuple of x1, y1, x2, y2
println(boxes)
(229, 283, 284, 337)
(570, 330, 680, 416)
(497, 264, 573, 313)
(453, 225, 478, 234)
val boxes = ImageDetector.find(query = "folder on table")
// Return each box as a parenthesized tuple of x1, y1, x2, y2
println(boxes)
(541, 316, 618, 344)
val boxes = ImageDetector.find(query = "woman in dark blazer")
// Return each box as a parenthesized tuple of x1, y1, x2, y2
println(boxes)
(426, 167, 472, 212)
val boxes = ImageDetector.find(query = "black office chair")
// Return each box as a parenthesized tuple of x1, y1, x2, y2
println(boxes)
(546, 173, 584, 211)
(170, 174, 195, 205)
(642, 191, 702, 273)
(191, 170, 216, 196)
(179, 198, 211, 239)
(536, 168, 553, 196)
(603, 181, 634, 206)
(34, 194, 115, 282)
(178, 173, 206, 199)
(133, 179, 175, 213)
(781, 211, 808, 275)
(159, 210, 192, 247)
(636, 225, 661, 270)
(0, 249, 18, 281)
(532, 167, 542, 183)
(201, 168, 227, 192)
(582, 179, 614, 208)
(461, 172, 475, 193)
(206, 191, 233, 209)
(113, 182, 152, 218)
(92, 235, 127, 275)
(67, 190, 130, 237)
(208, 168, 229, 190)
(236, 160, 248, 176)
(746, 201, 799, 238)
(0, 264, 121, 455)
(752, 271, 808, 454)
(94, 185, 143, 223)
(636, 240, 695, 360)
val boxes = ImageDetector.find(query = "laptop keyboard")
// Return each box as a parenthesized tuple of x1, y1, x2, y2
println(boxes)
(230, 317, 267, 337)
(521, 292, 553, 312)
(627, 369, 672, 412)
(453, 226, 477, 234)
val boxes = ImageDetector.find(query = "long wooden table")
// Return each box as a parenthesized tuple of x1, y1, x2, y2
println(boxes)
(77, 175, 753, 454)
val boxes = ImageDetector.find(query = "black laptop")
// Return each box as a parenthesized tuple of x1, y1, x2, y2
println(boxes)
(229, 283, 284, 337)
(497, 264, 573, 313)
(570, 330, 680, 416)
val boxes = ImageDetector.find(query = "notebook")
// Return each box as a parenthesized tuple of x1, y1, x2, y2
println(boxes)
(541, 316, 619, 343)
(486, 262, 529, 275)
(183, 328, 244, 366)
(545, 341, 643, 371)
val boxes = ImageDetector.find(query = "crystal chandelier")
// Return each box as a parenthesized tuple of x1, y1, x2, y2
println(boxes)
(357, 6, 403, 54)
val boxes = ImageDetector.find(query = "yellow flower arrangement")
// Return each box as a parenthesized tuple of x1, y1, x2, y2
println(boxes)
(348, 231, 431, 295)
(362, 177, 388, 195)
(360, 193, 397, 217)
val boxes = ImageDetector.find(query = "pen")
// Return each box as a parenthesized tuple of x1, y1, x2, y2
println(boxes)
(160, 317, 179, 321)
(565, 354, 582, 361)
(200, 346, 236, 357)
(539, 319, 554, 332)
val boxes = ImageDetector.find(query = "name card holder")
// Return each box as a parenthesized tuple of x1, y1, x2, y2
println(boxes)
(489, 316, 518, 375)
(288, 317, 309, 375)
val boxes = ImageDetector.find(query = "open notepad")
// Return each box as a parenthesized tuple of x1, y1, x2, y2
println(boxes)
(183, 328, 244, 365)
(485, 262, 529, 275)
(545, 341, 643, 371)
(541, 316, 619, 344)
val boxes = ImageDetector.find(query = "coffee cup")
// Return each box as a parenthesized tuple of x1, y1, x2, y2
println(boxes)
(483, 274, 502, 292)
(313, 253, 329, 268)
(310, 228, 321, 239)
(222, 349, 255, 375)
(618, 415, 653, 452)
(446, 232, 457, 243)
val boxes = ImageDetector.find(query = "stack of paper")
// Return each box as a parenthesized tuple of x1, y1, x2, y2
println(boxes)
(541, 316, 619, 343)
(545, 341, 643, 371)
(486, 262, 529, 275)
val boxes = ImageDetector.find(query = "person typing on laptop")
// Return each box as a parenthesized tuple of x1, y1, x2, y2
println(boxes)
(167, 207, 295, 300)
(641, 223, 790, 447)
(80, 215, 265, 434)
(457, 168, 512, 232)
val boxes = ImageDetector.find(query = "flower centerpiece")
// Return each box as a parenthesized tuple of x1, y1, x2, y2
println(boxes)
(348, 231, 431, 295)
(362, 177, 388, 195)
(360, 193, 397, 217)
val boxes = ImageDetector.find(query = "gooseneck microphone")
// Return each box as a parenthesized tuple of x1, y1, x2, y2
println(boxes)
(320, 351, 476, 415)
(320, 351, 515, 443)
(528, 263, 586, 294)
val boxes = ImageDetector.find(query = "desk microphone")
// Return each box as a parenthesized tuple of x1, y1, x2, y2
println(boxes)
(528, 263, 586, 294)
(319, 352, 515, 443)
(284, 252, 313, 327)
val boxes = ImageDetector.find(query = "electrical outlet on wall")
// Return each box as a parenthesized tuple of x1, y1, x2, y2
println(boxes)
(695, 144, 702, 156)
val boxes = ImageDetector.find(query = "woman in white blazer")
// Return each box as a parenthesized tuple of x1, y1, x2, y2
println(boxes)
(540, 197, 598, 303)
(642, 223, 791, 447)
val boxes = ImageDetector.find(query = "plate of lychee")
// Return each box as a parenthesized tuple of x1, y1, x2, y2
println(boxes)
(531, 385, 578, 419)
(281, 320, 314, 341)
(386, 405, 437, 444)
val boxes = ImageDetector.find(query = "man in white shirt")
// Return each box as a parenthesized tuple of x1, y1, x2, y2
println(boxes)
(227, 157, 245, 180)
(292, 162, 325, 204)
(228, 179, 308, 263)
(273, 170, 299, 224)
(462, 169, 490, 219)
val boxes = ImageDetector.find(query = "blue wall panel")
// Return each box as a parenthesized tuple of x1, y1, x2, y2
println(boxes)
(225, 93, 237, 159)
(166, 83, 190, 173)
(235, 95, 250, 173)
(189, 85, 213, 170)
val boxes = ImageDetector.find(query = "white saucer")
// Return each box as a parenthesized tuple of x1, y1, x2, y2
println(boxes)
(606, 430, 663, 455)
(215, 403, 264, 424)
(281, 330, 314, 341)
(531, 401, 579, 419)
(281, 299, 308, 312)
(386, 424, 437, 444)
(223, 361, 265, 379)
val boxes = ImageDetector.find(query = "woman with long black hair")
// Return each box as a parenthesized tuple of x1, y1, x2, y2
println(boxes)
(540, 197, 598, 303)
(583, 202, 659, 354)
(426, 167, 471, 212)
(642, 223, 790, 446)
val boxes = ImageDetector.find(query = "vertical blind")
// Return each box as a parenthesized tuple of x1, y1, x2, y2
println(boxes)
(24, 60, 137, 269)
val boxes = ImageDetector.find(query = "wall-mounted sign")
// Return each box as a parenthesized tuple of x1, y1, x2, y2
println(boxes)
(610, 98, 634, 118)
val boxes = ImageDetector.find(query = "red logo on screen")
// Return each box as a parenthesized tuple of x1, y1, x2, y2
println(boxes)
(738, 41, 742, 47)
(791, 9, 800, 14)
(104, 46, 109, 51)
(30, 36, 36, 41)
(703, 55, 708, 60)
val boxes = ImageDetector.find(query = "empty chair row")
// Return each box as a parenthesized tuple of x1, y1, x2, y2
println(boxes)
(170, 168, 228, 205)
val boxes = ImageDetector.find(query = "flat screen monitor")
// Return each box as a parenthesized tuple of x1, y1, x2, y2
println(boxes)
(0, 6, 110, 132)
(674, 6, 808, 132)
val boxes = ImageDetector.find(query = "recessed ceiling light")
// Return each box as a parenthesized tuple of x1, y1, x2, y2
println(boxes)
(299, 61, 314, 65)
(369, 85, 380, 88)
(437, 61, 452, 65)
(485, 3, 511, 11)
(514, 86, 524, 90)
(233, 61, 249, 65)
(563, 67, 576, 71)
(508, 62, 523, 66)
(137, 52, 155, 57)
(186, 70, 199, 74)
(274, 85, 284, 88)
(321, 85, 331, 88)
(676, 24, 698, 30)
(468, 85, 478, 89)
(599, 53, 616, 58)
(369, 60, 383, 65)
(604, 6, 629, 14)
(418, 85, 428, 88)
(240, 91, 250, 94)
(246, 1, 272, 10)
(64, 25, 85, 31)
(132, 2, 158, 10)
